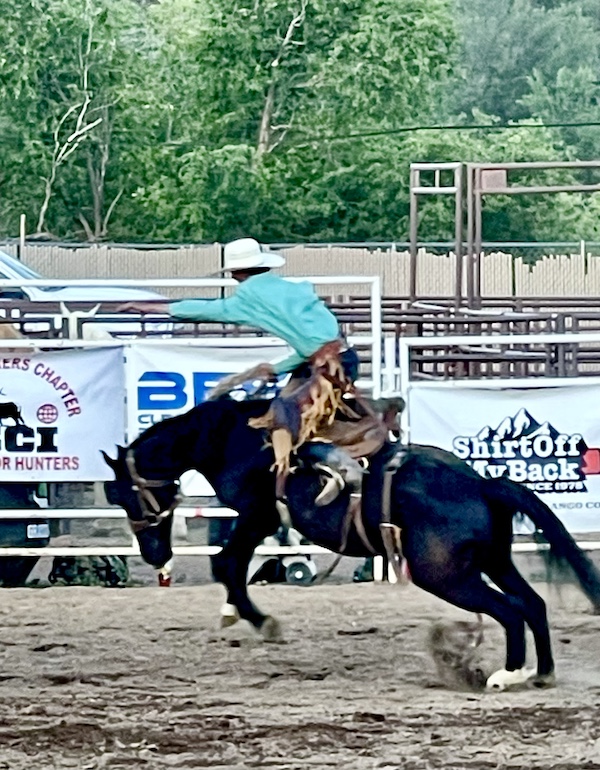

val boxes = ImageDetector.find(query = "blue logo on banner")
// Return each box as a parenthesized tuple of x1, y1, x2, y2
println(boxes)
(137, 371, 230, 410)
(137, 371, 284, 411)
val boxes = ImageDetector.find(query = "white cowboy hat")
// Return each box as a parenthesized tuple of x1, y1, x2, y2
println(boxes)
(222, 238, 285, 271)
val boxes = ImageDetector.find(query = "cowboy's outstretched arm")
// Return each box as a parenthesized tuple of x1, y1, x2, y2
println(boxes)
(118, 296, 246, 323)
(117, 301, 168, 314)
(168, 296, 246, 323)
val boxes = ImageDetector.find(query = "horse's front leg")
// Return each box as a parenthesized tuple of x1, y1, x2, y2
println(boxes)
(210, 512, 283, 643)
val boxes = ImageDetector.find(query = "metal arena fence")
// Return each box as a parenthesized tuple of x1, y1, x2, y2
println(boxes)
(1, 269, 600, 577)
(0, 275, 382, 571)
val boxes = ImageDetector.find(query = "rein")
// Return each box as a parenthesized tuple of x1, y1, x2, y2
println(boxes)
(379, 447, 408, 582)
(336, 447, 408, 569)
(339, 493, 378, 555)
(125, 449, 182, 533)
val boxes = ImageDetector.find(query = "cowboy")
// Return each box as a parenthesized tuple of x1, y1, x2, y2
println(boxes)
(118, 238, 366, 500)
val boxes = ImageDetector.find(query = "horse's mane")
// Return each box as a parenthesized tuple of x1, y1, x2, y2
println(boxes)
(130, 398, 271, 449)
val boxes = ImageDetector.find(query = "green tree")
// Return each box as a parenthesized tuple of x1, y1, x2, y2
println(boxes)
(0, 0, 155, 239)
(3, 0, 596, 244)
(450, 0, 600, 122)
(521, 66, 600, 161)
(123, 0, 457, 241)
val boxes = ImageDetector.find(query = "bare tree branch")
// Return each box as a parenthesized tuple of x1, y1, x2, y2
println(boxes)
(78, 211, 94, 240)
(257, 81, 276, 158)
(35, 1, 104, 234)
(257, 1, 308, 159)
(102, 187, 124, 236)
(268, 129, 290, 153)
(272, 0, 308, 69)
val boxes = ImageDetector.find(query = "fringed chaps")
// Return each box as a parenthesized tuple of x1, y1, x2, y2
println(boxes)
(248, 341, 357, 497)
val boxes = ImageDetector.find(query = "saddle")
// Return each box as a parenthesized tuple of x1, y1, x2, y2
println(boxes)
(313, 395, 404, 458)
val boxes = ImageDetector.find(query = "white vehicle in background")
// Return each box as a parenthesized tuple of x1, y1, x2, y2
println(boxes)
(0, 250, 170, 337)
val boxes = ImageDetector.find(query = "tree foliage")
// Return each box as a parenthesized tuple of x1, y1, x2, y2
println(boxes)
(1, 0, 600, 243)
(451, 0, 600, 122)
(89, 0, 458, 242)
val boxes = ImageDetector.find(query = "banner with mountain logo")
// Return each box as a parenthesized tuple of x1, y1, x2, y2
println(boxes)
(408, 384, 600, 533)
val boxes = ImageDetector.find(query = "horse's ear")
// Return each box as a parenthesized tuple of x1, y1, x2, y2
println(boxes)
(116, 444, 128, 460)
(101, 449, 118, 469)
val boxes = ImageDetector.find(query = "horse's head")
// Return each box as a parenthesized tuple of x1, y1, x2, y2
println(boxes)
(102, 445, 180, 570)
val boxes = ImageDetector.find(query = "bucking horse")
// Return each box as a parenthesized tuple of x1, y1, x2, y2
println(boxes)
(102, 398, 600, 692)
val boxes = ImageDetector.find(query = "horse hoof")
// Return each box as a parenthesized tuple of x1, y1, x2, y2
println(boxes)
(260, 616, 284, 643)
(486, 666, 536, 692)
(531, 671, 556, 689)
(220, 603, 240, 628)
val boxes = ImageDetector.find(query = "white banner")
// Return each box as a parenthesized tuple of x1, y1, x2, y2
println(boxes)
(408, 384, 600, 533)
(125, 343, 290, 495)
(125, 343, 290, 437)
(0, 348, 125, 481)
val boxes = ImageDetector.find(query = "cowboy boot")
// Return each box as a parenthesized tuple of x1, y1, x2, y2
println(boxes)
(304, 444, 364, 507)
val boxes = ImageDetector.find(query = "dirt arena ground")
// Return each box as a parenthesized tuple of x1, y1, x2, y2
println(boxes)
(1, 576, 600, 770)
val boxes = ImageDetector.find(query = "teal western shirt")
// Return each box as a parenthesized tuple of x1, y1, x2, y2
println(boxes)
(169, 272, 340, 374)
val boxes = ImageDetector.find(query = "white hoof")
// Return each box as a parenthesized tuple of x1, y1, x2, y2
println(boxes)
(220, 603, 240, 628)
(486, 666, 537, 692)
(158, 557, 174, 576)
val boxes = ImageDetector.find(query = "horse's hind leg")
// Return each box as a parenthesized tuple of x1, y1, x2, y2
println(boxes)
(486, 559, 554, 687)
(415, 570, 530, 691)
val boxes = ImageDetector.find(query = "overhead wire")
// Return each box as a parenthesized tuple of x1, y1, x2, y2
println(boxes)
(1, 119, 600, 148)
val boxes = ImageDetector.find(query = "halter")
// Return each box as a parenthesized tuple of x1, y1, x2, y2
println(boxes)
(125, 449, 182, 533)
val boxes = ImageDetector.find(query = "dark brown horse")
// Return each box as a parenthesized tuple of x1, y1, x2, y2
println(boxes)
(103, 398, 600, 691)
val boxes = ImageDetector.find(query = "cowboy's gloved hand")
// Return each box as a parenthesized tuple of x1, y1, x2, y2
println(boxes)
(206, 362, 277, 402)
(255, 363, 277, 381)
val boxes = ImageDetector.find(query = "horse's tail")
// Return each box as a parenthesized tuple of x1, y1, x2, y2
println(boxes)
(489, 477, 600, 611)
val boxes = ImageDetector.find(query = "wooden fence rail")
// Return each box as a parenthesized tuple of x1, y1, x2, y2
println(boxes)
(6, 244, 600, 300)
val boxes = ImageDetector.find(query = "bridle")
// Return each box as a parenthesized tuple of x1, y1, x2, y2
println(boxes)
(125, 449, 182, 533)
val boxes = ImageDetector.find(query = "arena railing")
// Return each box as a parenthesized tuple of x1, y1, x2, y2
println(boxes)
(5, 279, 600, 567)
(0, 275, 383, 568)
